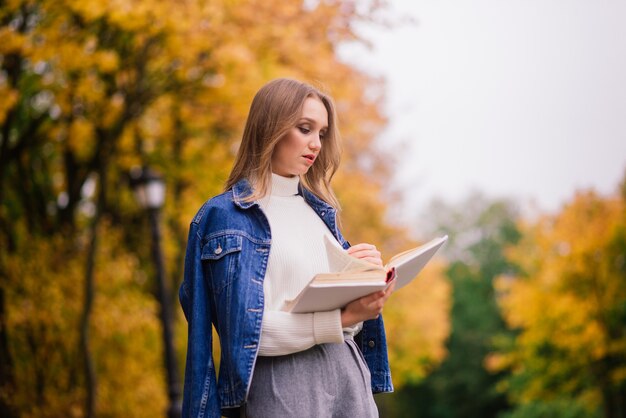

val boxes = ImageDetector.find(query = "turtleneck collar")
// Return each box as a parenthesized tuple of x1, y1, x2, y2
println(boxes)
(269, 173, 300, 197)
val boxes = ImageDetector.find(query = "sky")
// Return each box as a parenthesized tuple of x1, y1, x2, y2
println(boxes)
(340, 0, 626, 224)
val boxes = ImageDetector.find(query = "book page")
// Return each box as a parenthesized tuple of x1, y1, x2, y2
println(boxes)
(324, 235, 380, 273)
(387, 235, 448, 290)
(387, 236, 448, 268)
(312, 270, 385, 284)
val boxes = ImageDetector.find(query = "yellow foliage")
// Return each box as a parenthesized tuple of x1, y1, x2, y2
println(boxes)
(68, 118, 95, 161)
(95, 50, 120, 73)
(91, 223, 167, 418)
(494, 190, 626, 412)
(1, 0, 449, 414)
(3, 222, 167, 417)
(2, 232, 81, 416)
(0, 26, 27, 54)
(384, 260, 451, 387)
(0, 87, 19, 124)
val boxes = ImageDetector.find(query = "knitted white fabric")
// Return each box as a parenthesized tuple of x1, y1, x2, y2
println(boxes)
(257, 174, 346, 356)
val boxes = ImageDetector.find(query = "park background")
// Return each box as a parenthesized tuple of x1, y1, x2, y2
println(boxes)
(1, 0, 625, 417)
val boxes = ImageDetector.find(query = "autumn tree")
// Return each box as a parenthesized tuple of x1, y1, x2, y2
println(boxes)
(492, 182, 626, 418)
(0, 0, 223, 414)
(381, 193, 520, 418)
(1, 0, 452, 416)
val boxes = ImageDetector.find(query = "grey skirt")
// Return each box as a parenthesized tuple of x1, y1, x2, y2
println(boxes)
(241, 336, 379, 418)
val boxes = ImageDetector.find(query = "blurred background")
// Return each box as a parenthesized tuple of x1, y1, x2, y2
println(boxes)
(0, 1, 624, 418)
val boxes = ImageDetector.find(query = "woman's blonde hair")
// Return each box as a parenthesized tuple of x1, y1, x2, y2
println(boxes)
(225, 78, 342, 209)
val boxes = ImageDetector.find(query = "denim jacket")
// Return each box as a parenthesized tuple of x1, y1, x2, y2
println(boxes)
(179, 179, 393, 418)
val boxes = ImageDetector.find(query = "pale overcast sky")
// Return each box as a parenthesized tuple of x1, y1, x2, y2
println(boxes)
(340, 0, 626, 223)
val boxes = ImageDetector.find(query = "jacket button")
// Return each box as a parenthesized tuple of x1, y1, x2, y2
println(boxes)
(368, 340, 375, 348)
(321, 211, 326, 216)
(214, 246, 222, 255)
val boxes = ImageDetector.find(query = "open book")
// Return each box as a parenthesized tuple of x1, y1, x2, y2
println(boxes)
(282, 234, 448, 313)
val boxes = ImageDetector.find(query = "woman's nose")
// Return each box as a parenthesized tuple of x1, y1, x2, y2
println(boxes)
(310, 134, 322, 150)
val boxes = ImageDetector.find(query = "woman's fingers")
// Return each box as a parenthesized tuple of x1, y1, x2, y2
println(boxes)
(359, 257, 384, 266)
(347, 247, 381, 259)
(347, 243, 383, 266)
(364, 281, 396, 311)
(363, 285, 392, 308)
(342, 281, 396, 327)
(361, 290, 386, 305)
(347, 243, 377, 253)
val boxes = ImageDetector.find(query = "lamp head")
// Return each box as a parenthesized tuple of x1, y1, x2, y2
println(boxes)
(129, 166, 166, 209)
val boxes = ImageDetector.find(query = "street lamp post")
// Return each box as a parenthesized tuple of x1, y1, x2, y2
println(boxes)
(130, 167, 182, 418)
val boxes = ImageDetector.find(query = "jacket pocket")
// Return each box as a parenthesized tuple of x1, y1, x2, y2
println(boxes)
(201, 233, 243, 294)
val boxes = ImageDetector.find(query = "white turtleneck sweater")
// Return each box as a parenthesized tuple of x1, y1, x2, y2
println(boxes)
(257, 174, 349, 356)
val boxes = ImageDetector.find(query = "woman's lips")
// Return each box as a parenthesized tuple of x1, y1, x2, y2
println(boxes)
(303, 154, 316, 164)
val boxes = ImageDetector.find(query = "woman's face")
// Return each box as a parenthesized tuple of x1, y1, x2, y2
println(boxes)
(271, 97, 328, 177)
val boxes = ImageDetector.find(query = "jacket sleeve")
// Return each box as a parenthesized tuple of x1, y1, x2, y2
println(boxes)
(179, 222, 221, 418)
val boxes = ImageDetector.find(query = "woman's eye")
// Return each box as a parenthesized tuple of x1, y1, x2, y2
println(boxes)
(298, 126, 310, 134)
(319, 132, 327, 140)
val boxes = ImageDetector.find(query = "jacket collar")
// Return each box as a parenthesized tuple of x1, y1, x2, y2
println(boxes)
(299, 183, 335, 215)
(231, 179, 257, 209)
(231, 178, 335, 215)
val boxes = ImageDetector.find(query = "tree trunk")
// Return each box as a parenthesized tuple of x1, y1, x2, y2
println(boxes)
(0, 286, 19, 418)
(79, 164, 107, 418)
(80, 217, 98, 418)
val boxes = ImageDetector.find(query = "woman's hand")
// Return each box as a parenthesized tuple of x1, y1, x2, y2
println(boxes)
(347, 243, 383, 267)
(341, 280, 396, 327)
(341, 242, 390, 327)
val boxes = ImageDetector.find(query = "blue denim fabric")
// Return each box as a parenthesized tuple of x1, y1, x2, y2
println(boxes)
(179, 179, 393, 418)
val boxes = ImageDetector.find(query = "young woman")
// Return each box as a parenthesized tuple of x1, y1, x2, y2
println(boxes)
(179, 78, 395, 418)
